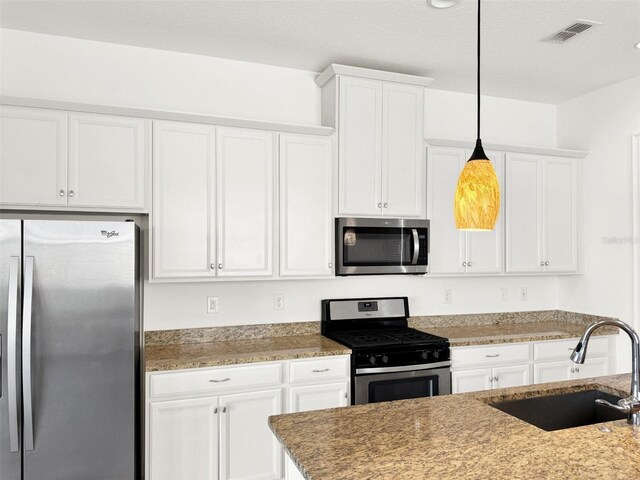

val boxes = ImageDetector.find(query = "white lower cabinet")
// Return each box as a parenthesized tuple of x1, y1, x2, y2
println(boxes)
(147, 356, 350, 480)
(220, 390, 283, 480)
(149, 397, 219, 480)
(451, 336, 614, 394)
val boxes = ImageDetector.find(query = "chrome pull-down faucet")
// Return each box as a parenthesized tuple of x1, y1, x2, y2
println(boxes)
(570, 319, 640, 426)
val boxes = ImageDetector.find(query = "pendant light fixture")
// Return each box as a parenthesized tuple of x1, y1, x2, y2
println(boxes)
(454, 0, 500, 231)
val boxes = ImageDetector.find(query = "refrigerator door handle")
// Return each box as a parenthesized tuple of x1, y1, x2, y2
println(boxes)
(7, 256, 20, 453)
(23, 256, 35, 451)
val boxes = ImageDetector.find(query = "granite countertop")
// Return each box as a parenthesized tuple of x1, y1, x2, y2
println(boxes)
(419, 320, 617, 347)
(269, 374, 640, 480)
(145, 334, 351, 372)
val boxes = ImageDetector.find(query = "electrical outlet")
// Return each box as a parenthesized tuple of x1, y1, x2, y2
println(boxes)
(500, 288, 508, 301)
(520, 287, 528, 301)
(443, 289, 452, 304)
(207, 296, 218, 314)
(274, 294, 285, 311)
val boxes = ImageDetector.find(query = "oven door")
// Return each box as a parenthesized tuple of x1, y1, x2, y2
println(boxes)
(353, 363, 451, 405)
(336, 218, 429, 276)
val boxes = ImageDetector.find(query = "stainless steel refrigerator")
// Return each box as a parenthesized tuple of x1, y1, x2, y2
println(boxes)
(0, 220, 140, 480)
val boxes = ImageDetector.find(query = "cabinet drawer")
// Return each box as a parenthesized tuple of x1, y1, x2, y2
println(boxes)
(289, 356, 350, 384)
(534, 336, 609, 361)
(452, 343, 531, 368)
(149, 363, 283, 398)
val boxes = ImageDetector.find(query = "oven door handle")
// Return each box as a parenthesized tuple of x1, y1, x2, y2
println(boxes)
(411, 228, 420, 265)
(356, 361, 451, 375)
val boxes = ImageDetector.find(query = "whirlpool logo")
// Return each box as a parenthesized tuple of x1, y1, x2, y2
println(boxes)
(101, 230, 119, 238)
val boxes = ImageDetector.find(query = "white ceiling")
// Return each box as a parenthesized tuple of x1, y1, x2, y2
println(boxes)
(1, 0, 639, 104)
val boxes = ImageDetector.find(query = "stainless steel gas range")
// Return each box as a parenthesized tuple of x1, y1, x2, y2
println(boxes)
(321, 297, 451, 405)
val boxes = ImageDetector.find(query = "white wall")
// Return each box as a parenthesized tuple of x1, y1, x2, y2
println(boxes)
(557, 75, 640, 373)
(0, 28, 563, 331)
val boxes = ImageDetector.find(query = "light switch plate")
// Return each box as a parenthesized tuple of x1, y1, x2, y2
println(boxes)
(207, 296, 218, 314)
(274, 294, 285, 311)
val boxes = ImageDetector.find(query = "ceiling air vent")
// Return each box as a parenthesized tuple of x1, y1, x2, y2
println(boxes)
(544, 19, 601, 43)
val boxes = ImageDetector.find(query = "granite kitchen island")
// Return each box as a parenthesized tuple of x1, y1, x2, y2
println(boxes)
(269, 374, 640, 480)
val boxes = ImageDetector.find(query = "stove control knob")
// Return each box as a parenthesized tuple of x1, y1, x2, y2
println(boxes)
(381, 355, 389, 364)
(433, 350, 440, 359)
(420, 351, 429, 360)
(368, 355, 377, 365)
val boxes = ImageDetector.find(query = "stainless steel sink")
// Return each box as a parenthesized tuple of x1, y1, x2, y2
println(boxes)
(490, 390, 626, 431)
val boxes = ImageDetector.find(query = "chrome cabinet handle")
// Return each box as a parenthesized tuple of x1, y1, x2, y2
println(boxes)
(328, 262, 332, 268)
(570, 367, 575, 373)
(493, 376, 499, 383)
(377, 202, 382, 208)
(462, 261, 467, 267)
(467, 261, 472, 267)
(312, 368, 330, 373)
(383, 203, 388, 208)
(59, 189, 65, 197)
(540, 261, 545, 267)
(209, 378, 231, 383)
(68, 190, 75, 198)
(214, 407, 218, 414)
(23, 256, 35, 451)
(575, 367, 580, 373)
(7, 257, 20, 453)
(210, 263, 215, 270)
(485, 354, 500, 358)
(344, 393, 348, 399)
(545, 261, 549, 266)
(222, 407, 227, 413)
(489, 376, 494, 383)
(218, 263, 223, 269)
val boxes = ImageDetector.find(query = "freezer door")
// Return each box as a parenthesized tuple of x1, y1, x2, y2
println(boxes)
(0, 220, 22, 480)
(22, 220, 139, 480)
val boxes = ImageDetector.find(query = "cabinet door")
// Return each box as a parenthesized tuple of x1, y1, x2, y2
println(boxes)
(217, 128, 274, 277)
(68, 113, 147, 210)
(465, 150, 505, 274)
(0, 106, 68, 206)
(451, 368, 493, 393)
(574, 357, 609, 379)
(543, 157, 578, 272)
(381, 82, 425, 218)
(338, 76, 383, 216)
(492, 364, 531, 389)
(152, 121, 216, 279)
(148, 398, 219, 480)
(505, 153, 543, 273)
(220, 389, 283, 480)
(533, 361, 573, 384)
(279, 134, 333, 277)
(426, 147, 466, 274)
(289, 382, 349, 413)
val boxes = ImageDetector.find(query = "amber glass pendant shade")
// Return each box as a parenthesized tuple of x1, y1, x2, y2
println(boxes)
(454, 0, 500, 231)
(454, 141, 500, 230)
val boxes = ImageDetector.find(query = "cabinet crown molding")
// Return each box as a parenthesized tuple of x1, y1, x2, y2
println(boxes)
(315, 64, 434, 88)
(426, 138, 588, 159)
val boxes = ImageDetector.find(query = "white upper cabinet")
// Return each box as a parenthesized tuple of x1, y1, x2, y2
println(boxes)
(465, 149, 505, 274)
(0, 106, 68, 207)
(505, 153, 543, 273)
(543, 157, 578, 272)
(324, 73, 425, 218)
(506, 153, 578, 273)
(216, 128, 274, 277)
(152, 121, 216, 279)
(337, 76, 383, 216)
(381, 82, 425, 217)
(279, 134, 333, 277)
(68, 113, 147, 209)
(427, 146, 504, 275)
(0, 106, 148, 211)
(427, 146, 466, 274)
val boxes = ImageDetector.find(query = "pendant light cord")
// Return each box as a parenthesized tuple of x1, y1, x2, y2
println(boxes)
(477, 0, 481, 140)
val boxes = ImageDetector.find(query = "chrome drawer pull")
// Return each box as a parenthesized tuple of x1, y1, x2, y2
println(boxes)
(485, 354, 500, 358)
(209, 378, 231, 383)
(312, 368, 330, 373)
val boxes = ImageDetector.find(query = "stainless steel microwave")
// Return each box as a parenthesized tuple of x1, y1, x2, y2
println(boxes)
(335, 218, 429, 276)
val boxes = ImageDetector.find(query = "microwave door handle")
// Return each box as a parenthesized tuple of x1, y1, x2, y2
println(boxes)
(411, 229, 420, 265)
